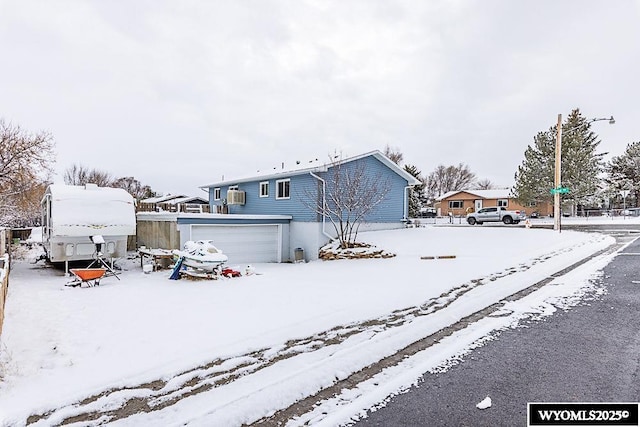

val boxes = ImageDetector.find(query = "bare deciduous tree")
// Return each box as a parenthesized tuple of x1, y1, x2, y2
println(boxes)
(0, 119, 55, 226)
(474, 179, 495, 190)
(64, 164, 157, 200)
(383, 144, 404, 165)
(0, 181, 49, 227)
(64, 163, 113, 187)
(425, 163, 476, 198)
(112, 176, 156, 200)
(304, 155, 391, 248)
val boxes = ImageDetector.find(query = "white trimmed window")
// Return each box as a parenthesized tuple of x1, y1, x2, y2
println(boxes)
(497, 199, 508, 208)
(449, 200, 463, 209)
(260, 181, 269, 198)
(276, 179, 290, 200)
(214, 188, 221, 201)
(228, 185, 238, 191)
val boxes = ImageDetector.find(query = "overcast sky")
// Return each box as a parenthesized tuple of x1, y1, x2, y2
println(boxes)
(1, 0, 639, 196)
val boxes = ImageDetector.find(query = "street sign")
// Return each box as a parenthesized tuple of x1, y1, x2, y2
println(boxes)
(550, 187, 570, 195)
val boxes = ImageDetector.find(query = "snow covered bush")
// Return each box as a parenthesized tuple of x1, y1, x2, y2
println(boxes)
(318, 240, 395, 260)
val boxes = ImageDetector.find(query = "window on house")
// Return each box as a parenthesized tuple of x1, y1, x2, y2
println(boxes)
(449, 200, 463, 209)
(260, 181, 269, 198)
(497, 199, 508, 208)
(527, 201, 538, 207)
(214, 188, 221, 200)
(276, 179, 290, 200)
(228, 185, 238, 191)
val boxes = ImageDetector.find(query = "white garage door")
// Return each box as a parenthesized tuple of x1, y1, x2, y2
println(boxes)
(190, 224, 281, 263)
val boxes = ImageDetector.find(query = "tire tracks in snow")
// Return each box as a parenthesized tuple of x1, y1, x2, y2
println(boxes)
(25, 235, 621, 426)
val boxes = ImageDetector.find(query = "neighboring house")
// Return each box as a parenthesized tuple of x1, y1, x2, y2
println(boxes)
(139, 194, 209, 213)
(435, 189, 552, 217)
(136, 150, 419, 264)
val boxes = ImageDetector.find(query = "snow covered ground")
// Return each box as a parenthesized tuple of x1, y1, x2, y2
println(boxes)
(0, 222, 636, 426)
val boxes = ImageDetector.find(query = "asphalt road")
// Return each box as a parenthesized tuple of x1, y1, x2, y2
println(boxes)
(357, 235, 640, 427)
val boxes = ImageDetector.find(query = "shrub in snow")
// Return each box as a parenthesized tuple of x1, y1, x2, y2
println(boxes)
(318, 240, 395, 260)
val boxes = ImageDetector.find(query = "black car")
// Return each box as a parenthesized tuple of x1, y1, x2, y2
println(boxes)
(420, 208, 437, 218)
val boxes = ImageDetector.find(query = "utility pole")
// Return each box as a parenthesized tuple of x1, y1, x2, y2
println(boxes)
(554, 113, 562, 232)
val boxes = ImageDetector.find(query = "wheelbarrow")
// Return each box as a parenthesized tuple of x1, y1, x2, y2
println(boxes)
(66, 268, 107, 287)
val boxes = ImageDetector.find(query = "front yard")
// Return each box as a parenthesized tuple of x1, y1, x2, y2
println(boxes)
(0, 226, 614, 426)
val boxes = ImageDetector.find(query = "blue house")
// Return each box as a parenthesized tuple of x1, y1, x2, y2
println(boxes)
(171, 150, 419, 263)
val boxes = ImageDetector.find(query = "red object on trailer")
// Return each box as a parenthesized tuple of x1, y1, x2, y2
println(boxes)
(221, 268, 241, 278)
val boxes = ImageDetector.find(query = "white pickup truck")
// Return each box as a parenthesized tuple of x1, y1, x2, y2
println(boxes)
(466, 206, 526, 225)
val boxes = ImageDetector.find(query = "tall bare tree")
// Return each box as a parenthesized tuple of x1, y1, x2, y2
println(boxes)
(64, 164, 157, 200)
(112, 176, 156, 200)
(64, 163, 113, 187)
(383, 144, 404, 165)
(0, 119, 55, 226)
(474, 179, 495, 190)
(425, 163, 477, 199)
(303, 154, 391, 248)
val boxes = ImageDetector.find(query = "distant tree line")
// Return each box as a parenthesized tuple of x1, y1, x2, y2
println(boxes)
(63, 164, 157, 201)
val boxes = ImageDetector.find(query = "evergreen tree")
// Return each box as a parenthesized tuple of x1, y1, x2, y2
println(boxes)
(606, 141, 640, 207)
(513, 109, 604, 208)
(403, 164, 424, 217)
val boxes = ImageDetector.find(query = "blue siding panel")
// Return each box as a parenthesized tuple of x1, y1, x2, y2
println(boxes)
(207, 154, 409, 223)
(177, 217, 290, 225)
(317, 156, 407, 223)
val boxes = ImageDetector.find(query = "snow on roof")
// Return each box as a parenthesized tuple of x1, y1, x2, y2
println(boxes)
(199, 150, 420, 188)
(46, 184, 134, 202)
(164, 196, 208, 205)
(437, 188, 513, 201)
(140, 194, 188, 204)
(45, 184, 136, 236)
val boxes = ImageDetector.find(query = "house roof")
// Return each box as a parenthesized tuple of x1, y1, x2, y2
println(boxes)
(45, 184, 134, 203)
(140, 194, 188, 204)
(164, 196, 208, 205)
(199, 150, 421, 189)
(437, 188, 513, 201)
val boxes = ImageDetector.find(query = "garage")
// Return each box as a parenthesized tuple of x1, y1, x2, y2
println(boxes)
(190, 224, 282, 263)
(136, 213, 291, 263)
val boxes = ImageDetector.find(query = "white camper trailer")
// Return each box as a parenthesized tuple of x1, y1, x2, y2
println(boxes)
(41, 184, 136, 265)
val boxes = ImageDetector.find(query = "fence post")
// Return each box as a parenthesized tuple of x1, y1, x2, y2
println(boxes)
(0, 228, 9, 338)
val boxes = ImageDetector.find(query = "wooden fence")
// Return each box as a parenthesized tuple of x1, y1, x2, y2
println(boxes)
(0, 228, 10, 337)
(137, 203, 211, 214)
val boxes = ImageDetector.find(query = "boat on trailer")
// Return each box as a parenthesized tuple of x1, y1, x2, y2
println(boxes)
(172, 240, 228, 273)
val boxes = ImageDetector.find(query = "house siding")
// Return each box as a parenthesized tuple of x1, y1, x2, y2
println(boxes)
(437, 192, 552, 217)
(210, 174, 319, 221)
(315, 155, 407, 223)
(208, 155, 409, 223)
